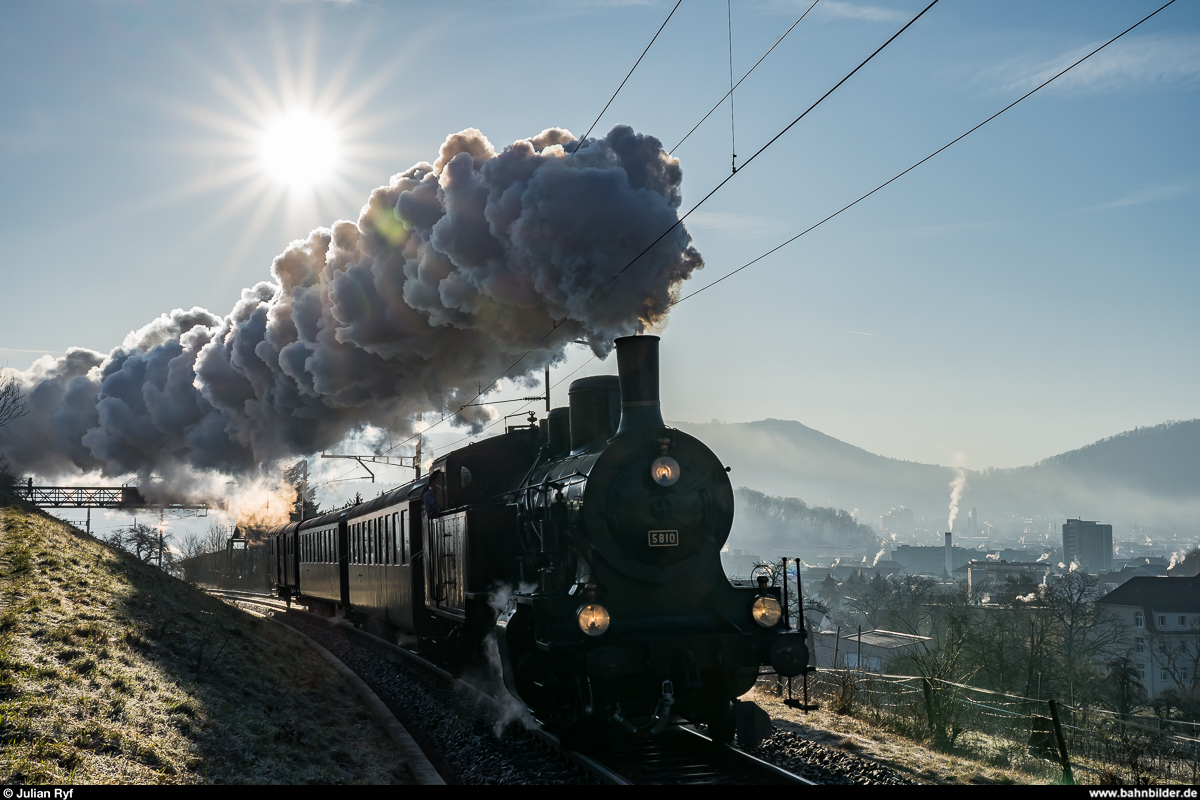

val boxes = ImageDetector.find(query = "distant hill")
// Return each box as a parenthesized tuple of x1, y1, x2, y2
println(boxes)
(674, 418, 1200, 534)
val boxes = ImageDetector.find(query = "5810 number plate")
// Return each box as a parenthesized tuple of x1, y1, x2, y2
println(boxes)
(648, 530, 679, 547)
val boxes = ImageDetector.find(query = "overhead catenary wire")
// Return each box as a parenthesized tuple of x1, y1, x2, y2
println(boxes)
(380, 0, 936, 457)
(670, 0, 822, 156)
(362, 0, 1172, 474)
(669, 0, 1181, 308)
(435, 354, 601, 452)
(604, 0, 940, 288)
(376, 4, 682, 457)
(727, 0, 737, 173)
(572, 0, 683, 151)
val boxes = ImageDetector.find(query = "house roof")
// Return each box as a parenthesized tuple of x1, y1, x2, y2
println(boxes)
(834, 629, 930, 649)
(1097, 575, 1200, 613)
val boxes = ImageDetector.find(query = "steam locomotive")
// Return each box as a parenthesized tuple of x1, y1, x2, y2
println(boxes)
(269, 335, 808, 740)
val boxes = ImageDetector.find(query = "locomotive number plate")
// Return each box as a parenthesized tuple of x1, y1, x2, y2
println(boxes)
(648, 530, 679, 547)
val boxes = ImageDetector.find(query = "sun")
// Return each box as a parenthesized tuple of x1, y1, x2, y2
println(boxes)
(260, 111, 340, 191)
(154, 17, 422, 288)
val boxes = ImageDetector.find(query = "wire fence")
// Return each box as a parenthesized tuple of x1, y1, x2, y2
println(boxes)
(782, 669, 1200, 785)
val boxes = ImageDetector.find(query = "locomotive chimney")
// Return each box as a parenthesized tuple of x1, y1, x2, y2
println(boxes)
(614, 335, 665, 437)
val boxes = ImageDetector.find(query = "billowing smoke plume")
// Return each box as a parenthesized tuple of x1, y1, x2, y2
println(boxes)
(3, 126, 702, 488)
(946, 465, 967, 532)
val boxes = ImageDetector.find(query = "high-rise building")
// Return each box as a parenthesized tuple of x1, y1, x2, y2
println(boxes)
(1062, 518, 1113, 573)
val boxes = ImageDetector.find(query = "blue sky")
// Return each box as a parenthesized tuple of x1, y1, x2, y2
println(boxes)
(1, 0, 1196, 490)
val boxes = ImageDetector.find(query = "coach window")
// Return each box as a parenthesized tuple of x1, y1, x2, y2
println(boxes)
(400, 510, 409, 565)
(386, 513, 394, 565)
(392, 513, 400, 565)
(375, 518, 382, 565)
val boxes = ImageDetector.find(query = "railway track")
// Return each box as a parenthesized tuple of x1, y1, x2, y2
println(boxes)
(207, 588, 817, 785)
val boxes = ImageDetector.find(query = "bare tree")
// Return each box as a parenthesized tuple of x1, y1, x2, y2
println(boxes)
(893, 595, 977, 749)
(179, 521, 232, 559)
(202, 521, 230, 552)
(1044, 571, 1125, 705)
(1148, 621, 1200, 721)
(1107, 656, 1148, 720)
(0, 367, 28, 430)
(107, 521, 176, 570)
(0, 368, 28, 492)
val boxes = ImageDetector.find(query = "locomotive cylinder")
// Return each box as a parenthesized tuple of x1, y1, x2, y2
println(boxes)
(614, 335, 665, 436)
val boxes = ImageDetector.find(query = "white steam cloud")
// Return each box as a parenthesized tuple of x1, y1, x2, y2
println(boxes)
(2, 126, 702, 494)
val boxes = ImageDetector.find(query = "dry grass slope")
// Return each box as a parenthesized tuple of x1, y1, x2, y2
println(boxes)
(0, 497, 413, 784)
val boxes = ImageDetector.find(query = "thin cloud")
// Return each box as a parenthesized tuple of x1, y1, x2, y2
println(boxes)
(989, 33, 1200, 95)
(849, 330, 875, 336)
(909, 220, 1010, 237)
(1089, 179, 1200, 211)
(815, 1, 907, 24)
(686, 210, 790, 240)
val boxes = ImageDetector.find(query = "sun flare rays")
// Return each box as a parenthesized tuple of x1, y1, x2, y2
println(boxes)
(154, 16, 422, 290)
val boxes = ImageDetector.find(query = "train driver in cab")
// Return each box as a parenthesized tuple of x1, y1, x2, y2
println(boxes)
(423, 471, 442, 519)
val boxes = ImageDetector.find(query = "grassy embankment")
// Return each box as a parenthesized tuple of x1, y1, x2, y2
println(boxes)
(0, 496, 412, 784)
(752, 689, 1050, 785)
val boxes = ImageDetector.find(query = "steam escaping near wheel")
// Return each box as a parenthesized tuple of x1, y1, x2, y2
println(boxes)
(2, 126, 703, 489)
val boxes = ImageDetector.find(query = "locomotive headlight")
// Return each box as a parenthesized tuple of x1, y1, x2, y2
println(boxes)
(650, 456, 681, 487)
(577, 603, 611, 636)
(751, 596, 783, 628)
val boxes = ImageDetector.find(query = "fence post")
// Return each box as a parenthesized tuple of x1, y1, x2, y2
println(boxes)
(922, 678, 936, 736)
(1046, 698, 1075, 785)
